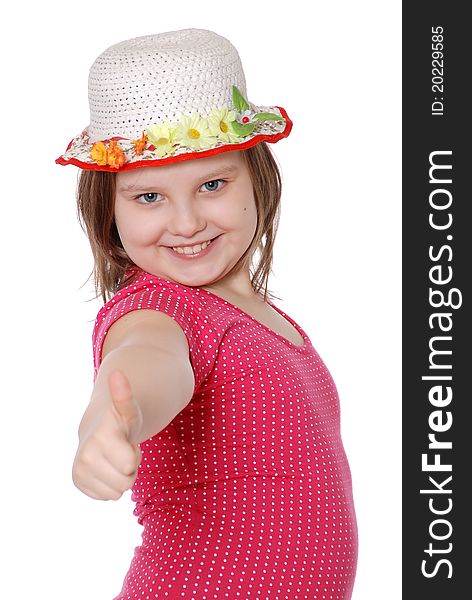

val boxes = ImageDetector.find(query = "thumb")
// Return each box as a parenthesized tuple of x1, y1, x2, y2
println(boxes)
(108, 369, 141, 440)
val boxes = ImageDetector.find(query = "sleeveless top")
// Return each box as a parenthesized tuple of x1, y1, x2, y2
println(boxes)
(92, 268, 358, 599)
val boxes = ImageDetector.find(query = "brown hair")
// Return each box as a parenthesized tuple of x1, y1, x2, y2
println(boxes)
(76, 142, 283, 305)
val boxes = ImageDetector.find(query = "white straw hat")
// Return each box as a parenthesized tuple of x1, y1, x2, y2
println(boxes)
(55, 28, 293, 172)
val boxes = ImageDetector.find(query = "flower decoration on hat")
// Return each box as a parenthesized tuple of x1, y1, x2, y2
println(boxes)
(89, 141, 108, 166)
(108, 141, 126, 169)
(229, 86, 284, 137)
(131, 132, 148, 156)
(90, 139, 126, 169)
(207, 106, 241, 143)
(236, 110, 257, 125)
(59, 85, 289, 171)
(173, 113, 216, 151)
(145, 122, 176, 157)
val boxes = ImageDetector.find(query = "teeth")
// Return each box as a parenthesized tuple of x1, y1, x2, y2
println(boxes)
(172, 239, 212, 255)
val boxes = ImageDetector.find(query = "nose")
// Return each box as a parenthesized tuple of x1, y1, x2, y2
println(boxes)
(167, 197, 207, 238)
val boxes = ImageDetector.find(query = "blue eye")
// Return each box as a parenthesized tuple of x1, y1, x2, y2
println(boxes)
(202, 179, 225, 192)
(136, 192, 161, 204)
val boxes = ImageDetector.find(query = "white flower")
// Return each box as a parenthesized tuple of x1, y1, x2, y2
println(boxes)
(236, 110, 257, 125)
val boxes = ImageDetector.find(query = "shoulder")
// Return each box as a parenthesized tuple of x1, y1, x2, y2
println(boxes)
(94, 269, 206, 332)
(101, 308, 189, 363)
(92, 269, 211, 378)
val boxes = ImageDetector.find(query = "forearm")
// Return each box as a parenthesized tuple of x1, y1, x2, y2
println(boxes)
(78, 345, 194, 444)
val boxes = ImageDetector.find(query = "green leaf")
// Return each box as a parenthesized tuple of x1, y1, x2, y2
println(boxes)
(230, 120, 256, 137)
(232, 86, 250, 112)
(253, 112, 284, 122)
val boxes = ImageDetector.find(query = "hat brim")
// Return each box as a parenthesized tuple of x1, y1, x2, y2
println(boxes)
(55, 106, 292, 173)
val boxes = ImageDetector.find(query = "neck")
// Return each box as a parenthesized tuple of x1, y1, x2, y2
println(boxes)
(202, 269, 262, 301)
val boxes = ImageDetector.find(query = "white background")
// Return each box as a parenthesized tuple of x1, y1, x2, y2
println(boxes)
(1, 1, 401, 598)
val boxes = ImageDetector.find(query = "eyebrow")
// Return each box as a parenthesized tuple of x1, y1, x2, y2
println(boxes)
(117, 163, 239, 193)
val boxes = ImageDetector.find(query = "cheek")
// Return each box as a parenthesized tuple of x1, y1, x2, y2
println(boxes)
(243, 198, 258, 233)
(221, 206, 255, 236)
(220, 190, 257, 228)
(116, 212, 165, 247)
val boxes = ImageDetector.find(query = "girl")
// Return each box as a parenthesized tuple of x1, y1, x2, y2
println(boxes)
(57, 28, 358, 599)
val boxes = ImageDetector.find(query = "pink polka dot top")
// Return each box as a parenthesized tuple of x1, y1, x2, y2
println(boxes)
(92, 268, 358, 599)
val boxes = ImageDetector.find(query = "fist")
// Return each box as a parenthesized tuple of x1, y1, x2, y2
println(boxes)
(72, 369, 144, 501)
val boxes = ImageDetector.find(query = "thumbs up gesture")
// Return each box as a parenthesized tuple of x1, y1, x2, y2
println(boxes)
(72, 370, 144, 501)
(108, 369, 144, 445)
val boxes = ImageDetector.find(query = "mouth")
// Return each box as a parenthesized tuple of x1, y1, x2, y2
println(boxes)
(165, 235, 221, 259)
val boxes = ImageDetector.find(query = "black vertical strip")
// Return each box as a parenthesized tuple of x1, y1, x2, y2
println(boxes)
(403, 3, 471, 598)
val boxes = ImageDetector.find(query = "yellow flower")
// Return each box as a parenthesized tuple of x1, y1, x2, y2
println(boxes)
(173, 113, 218, 150)
(207, 106, 240, 143)
(145, 122, 177, 158)
(107, 140, 126, 169)
(90, 141, 108, 165)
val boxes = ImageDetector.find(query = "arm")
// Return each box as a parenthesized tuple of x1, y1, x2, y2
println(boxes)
(78, 310, 195, 445)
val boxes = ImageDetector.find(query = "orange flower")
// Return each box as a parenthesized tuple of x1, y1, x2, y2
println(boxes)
(107, 140, 126, 169)
(90, 141, 108, 165)
(132, 132, 148, 155)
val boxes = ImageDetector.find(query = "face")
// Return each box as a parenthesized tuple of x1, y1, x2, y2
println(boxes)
(114, 150, 258, 290)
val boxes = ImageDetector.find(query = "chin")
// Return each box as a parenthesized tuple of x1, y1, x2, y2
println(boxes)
(136, 267, 210, 288)
(171, 273, 218, 288)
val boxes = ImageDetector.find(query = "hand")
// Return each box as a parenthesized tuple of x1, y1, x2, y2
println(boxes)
(72, 370, 144, 501)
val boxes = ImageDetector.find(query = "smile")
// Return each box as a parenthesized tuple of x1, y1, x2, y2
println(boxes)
(165, 235, 220, 260)
(171, 239, 213, 254)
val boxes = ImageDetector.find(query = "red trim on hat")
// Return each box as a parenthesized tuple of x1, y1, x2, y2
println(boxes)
(55, 106, 293, 173)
